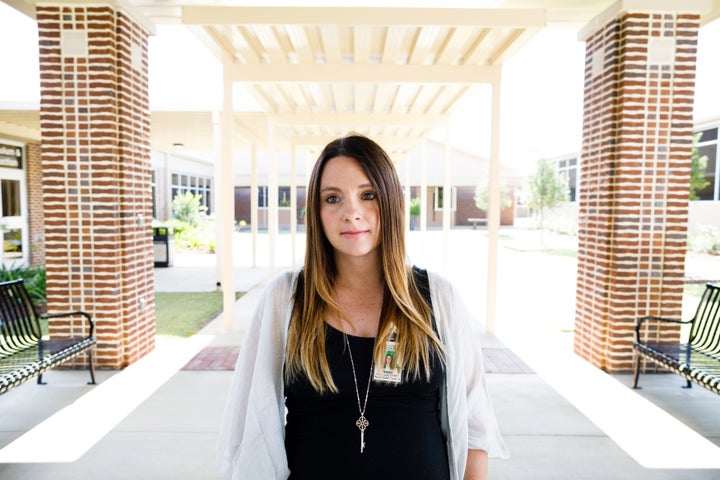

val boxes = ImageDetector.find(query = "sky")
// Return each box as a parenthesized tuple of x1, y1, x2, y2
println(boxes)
(1, 2, 718, 174)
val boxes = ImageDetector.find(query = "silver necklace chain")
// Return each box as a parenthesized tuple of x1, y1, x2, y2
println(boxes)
(345, 334, 373, 453)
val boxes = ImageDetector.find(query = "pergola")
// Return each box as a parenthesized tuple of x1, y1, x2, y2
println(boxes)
(1, 0, 719, 371)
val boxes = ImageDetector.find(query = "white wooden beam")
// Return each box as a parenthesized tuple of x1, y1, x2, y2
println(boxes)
(0, 121, 40, 142)
(488, 27, 539, 66)
(229, 63, 500, 84)
(187, 26, 232, 63)
(290, 135, 420, 149)
(354, 26, 372, 64)
(182, 6, 547, 28)
(269, 112, 447, 126)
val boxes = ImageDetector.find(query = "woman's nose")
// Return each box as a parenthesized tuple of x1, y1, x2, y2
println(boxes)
(343, 198, 361, 221)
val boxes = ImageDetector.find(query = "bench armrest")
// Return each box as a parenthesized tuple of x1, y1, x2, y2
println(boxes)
(41, 311, 95, 338)
(635, 315, 691, 342)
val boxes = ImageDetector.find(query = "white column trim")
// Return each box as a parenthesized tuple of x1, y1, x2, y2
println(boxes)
(486, 71, 502, 335)
(442, 125, 452, 274)
(220, 60, 235, 332)
(579, 0, 712, 40)
(268, 120, 279, 277)
(290, 143, 298, 266)
(250, 144, 258, 268)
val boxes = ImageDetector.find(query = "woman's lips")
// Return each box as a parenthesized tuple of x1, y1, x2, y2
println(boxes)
(341, 230, 368, 238)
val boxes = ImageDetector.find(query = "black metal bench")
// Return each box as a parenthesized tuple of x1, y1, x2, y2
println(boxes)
(0, 279, 96, 395)
(633, 283, 720, 394)
(467, 217, 488, 229)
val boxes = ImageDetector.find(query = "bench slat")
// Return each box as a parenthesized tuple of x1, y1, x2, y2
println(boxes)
(689, 285, 720, 354)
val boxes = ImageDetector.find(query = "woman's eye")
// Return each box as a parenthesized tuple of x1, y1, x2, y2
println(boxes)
(361, 192, 377, 201)
(325, 195, 340, 204)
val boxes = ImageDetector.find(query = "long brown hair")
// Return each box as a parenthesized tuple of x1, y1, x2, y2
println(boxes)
(285, 134, 444, 393)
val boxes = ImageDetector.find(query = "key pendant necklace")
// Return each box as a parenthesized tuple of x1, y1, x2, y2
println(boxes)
(345, 335, 373, 453)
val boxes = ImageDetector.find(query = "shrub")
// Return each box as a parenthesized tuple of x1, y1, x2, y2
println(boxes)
(0, 264, 46, 308)
(171, 191, 207, 228)
(689, 225, 720, 255)
(156, 216, 216, 254)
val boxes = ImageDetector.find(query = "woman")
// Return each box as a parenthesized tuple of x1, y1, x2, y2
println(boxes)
(218, 134, 507, 479)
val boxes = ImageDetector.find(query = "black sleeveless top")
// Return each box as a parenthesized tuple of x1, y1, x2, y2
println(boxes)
(284, 268, 449, 480)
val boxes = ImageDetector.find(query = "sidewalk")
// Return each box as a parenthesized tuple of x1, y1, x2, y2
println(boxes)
(0, 230, 719, 479)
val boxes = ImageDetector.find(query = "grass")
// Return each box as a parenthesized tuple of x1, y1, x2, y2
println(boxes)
(154, 291, 243, 337)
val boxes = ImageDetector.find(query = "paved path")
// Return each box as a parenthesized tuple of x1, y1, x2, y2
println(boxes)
(1, 229, 719, 479)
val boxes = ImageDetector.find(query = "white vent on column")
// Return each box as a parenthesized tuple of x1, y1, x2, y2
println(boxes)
(648, 37, 675, 65)
(591, 50, 603, 78)
(61, 30, 88, 57)
(131, 41, 143, 72)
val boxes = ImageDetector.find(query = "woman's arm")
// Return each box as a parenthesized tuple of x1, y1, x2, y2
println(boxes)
(464, 449, 488, 480)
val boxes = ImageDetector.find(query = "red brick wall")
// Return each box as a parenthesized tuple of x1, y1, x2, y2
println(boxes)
(575, 12, 698, 372)
(26, 142, 45, 267)
(37, 4, 154, 368)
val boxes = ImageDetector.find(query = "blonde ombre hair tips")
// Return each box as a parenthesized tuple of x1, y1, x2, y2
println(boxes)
(285, 134, 444, 393)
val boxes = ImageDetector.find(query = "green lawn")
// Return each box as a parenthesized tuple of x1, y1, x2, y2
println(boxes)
(154, 291, 243, 337)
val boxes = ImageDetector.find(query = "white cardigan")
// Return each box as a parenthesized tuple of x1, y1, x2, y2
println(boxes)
(217, 269, 508, 480)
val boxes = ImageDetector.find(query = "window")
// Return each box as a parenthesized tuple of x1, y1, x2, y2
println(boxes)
(3, 228, 22, 260)
(279, 187, 291, 208)
(694, 127, 719, 201)
(1, 179, 20, 217)
(556, 157, 578, 202)
(433, 187, 457, 211)
(0, 141, 26, 265)
(170, 172, 213, 214)
(259, 186, 292, 208)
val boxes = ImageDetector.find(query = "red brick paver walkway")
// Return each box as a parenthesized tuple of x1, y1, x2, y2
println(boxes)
(182, 345, 532, 373)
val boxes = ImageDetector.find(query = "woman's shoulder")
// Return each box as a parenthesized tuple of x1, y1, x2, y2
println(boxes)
(262, 268, 301, 297)
(414, 266, 453, 294)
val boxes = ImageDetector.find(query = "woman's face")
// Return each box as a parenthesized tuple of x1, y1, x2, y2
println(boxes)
(319, 155, 381, 262)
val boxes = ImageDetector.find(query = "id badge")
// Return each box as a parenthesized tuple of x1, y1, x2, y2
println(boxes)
(373, 327, 403, 384)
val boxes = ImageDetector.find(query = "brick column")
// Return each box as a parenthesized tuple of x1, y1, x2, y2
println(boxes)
(575, 6, 700, 371)
(37, 4, 154, 368)
(27, 142, 45, 267)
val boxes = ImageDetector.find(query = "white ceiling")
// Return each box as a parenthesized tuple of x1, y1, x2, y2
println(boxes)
(2, 0, 719, 155)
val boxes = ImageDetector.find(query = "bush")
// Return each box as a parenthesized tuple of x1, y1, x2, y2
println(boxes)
(171, 191, 207, 228)
(157, 191, 216, 253)
(156, 217, 216, 254)
(0, 264, 46, 308)
(176, 218, 216, 253)
(689, 225, 720, 255)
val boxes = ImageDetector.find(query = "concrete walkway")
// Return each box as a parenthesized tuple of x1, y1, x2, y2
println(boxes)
(0, 229, 719, 479)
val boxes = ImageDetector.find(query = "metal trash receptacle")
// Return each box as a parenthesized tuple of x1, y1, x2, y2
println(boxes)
(153, 226, 175, 268)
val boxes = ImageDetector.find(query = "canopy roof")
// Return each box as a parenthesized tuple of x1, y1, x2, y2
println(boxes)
(2, 0, 719, 155)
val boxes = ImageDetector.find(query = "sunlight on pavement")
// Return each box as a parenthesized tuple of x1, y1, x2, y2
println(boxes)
(0, 334, 213, 463)
(502, 336, 720, 469)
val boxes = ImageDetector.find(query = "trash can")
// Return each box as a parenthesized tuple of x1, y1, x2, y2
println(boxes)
(153, 226, 175, 268)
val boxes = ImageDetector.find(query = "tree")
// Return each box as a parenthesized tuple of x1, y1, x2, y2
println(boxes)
(690, 132, 710, 201)
(408, 197, 421, 230)
(527, 158, 569, 237)
(171, 191, 207, 228)
(409, 197, 421, 217)
(473, 180, 513, 213)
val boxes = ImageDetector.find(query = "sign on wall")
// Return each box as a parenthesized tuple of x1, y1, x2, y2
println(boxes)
(0, 143, 23, 169)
